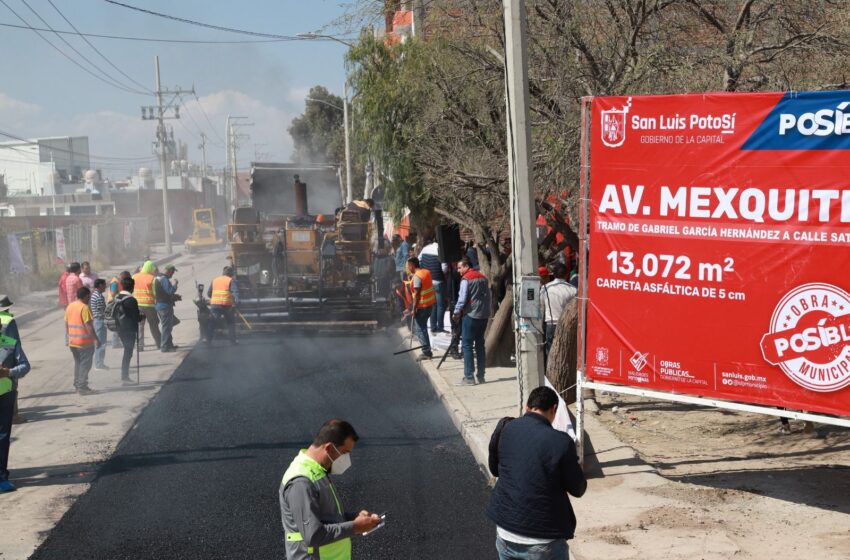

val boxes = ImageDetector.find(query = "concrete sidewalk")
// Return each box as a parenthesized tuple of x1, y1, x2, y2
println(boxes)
(2, 249, 226, 559)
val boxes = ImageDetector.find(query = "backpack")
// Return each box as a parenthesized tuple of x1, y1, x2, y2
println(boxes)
(105, 295, 126, 332)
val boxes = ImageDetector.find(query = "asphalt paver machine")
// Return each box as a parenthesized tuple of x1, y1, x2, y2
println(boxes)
(201, 163, 392, 334)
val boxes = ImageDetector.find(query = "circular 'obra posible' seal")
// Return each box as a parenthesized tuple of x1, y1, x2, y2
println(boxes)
(760, 283, 850, 392)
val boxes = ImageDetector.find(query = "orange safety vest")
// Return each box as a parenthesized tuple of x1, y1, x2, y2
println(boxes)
(414, 268, 436, 309)
(210, 276, 234, 306)
(107, 276, 120, 302)
(66, 300, 95, 347)
(133, 272, 155, 307)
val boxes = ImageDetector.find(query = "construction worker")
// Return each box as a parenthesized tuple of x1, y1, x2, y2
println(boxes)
(208, 266, 238, 344)
(133, 260, 161, 350)
(65, 287, 101, 395)
(155, 265, 181, 352)
(402, 257, 436, 361)
(279, 419, 382, 560)
(0, 295, 31, 493)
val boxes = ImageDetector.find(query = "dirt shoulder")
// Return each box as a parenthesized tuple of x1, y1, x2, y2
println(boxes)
(573, 393, 850, 560)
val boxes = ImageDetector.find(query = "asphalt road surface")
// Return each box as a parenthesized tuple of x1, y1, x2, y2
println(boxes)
(30, 333, 495, 559)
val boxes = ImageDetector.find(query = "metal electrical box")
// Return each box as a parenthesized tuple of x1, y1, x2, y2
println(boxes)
(518, 275, 541, 320)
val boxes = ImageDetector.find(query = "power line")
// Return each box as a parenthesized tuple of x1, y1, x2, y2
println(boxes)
(192, 92, 226, 145)
(0, 0, 150, 96)
(0, 21, 330, 43)
(18, 0, 150, 95)
(45, 0, 153, 94)
(0, 130, 157, 162)
(103, 1, 354, 41)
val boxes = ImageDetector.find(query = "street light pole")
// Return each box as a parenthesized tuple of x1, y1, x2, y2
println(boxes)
(299, 32, 356, 203)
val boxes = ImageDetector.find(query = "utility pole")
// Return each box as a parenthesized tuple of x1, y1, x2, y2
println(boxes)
(343, 80, 353, 203)
(504, 0, 544, 409)
(224, 115, 231, 217)
(141, 56, 193, 254)
(199, 132, 208, 179)
(227, 118, 252, 213)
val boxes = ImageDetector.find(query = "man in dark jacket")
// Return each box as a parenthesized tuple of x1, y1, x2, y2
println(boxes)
(487, 386, 586, 560)
(115, 277, 143, 383)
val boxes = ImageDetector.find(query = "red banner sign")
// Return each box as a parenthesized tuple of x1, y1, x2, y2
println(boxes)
(584, 91, 850, 417)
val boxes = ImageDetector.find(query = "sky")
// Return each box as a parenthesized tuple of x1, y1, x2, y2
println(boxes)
(0, 0, 362, 178)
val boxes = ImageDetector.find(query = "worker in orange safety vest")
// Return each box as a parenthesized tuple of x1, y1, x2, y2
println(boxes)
(402, 257, 436, 361)
(207, 266, 239, 344)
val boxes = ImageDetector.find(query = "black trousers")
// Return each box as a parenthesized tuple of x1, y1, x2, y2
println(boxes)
(0, 390, 16, 481)
(119, 330, 137, 380)
(210, 307, 236, 342)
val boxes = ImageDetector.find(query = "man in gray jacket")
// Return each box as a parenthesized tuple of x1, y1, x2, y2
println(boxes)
(452, 257, 492, 386)
(279, 419, 382, 559)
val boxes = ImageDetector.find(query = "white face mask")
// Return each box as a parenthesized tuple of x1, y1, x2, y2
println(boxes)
(330, 444, 352, 475)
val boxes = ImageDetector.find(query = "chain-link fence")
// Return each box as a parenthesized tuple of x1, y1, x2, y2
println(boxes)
(0, 218, 149, 296)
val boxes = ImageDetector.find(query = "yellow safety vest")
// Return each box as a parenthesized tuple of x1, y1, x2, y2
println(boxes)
(281, 451, 352, 560)
(0, 312, 16, 396)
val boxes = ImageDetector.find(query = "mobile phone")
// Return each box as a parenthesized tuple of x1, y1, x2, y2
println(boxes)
(362, 514, 387, 537)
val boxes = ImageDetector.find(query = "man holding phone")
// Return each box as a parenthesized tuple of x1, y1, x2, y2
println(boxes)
(279, 419, 382, 559)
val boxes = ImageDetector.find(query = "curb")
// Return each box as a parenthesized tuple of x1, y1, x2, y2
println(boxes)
(14, 306, 57, 328)
(397, 327, 497, 484)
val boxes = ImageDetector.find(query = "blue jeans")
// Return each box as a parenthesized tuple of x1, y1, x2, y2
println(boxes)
(462, 315, 487, 379)
(93, 318, 107, 368)
(157, 306, 175, 350)
(430, 281, 445, 331)
(496, 536, 568, 560)
(412, 307, 432, 355)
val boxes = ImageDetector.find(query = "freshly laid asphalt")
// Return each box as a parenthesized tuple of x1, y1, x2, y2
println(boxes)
(30, 333, 495, 559)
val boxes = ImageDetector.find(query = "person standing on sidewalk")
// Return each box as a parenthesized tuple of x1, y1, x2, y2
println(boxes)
(65, 287, 101, 395)
(402, 257, 436, 361)
(452, 257, 491, 386)
(487, 386, 586, 560)
(133, 260, 161, 350)
(57, 265, 70, 309)
(79, 261, 98, 290)
(90, 279, 109, 371)
(114, 277, 142, 384)
(540, 263, 577, 360)
(279, 419, 382, 560)
(63, 263, 83, 346)
(418, 238, 448, 333)
(0, 295, 31, 493)
(155, 265, 181, 352)
(110, 271, 131, 349)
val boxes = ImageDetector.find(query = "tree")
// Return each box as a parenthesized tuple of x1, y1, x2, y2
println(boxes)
(288, 86, 346, 164)
(344, 0, 850, 380)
